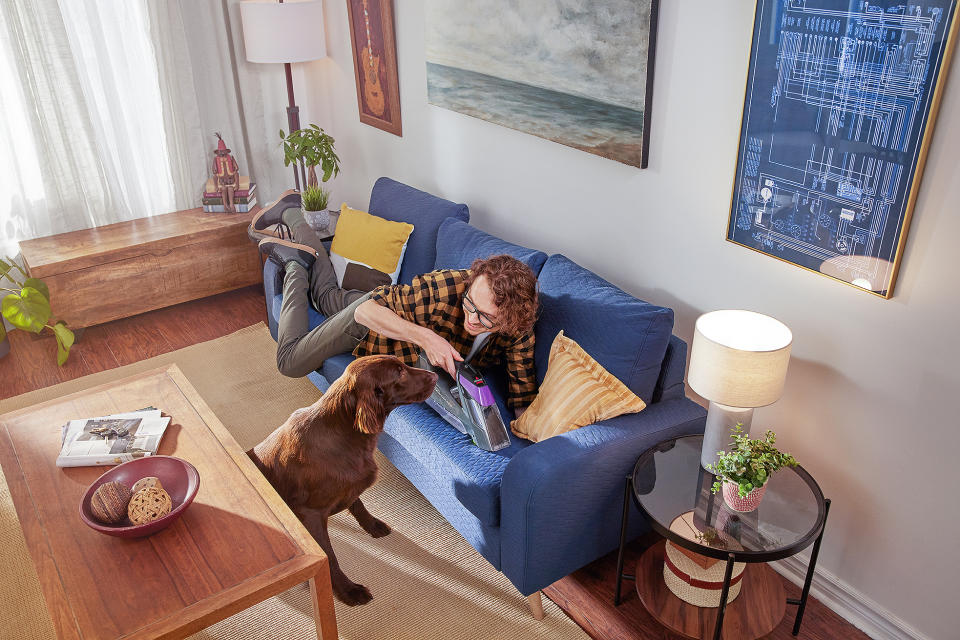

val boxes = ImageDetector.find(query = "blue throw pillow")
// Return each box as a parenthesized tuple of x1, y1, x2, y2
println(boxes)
(368, 177, 469, 284)
(433, 218, 548, 275)
(534, 255, 674, 404)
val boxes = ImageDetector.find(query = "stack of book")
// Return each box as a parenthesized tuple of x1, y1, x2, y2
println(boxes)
(201, 176, 257, 213)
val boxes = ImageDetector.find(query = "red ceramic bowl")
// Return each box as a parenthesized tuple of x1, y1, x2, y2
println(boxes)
(79, 455, 200, 538)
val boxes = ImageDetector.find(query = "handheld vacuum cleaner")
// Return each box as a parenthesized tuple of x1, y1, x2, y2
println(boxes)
(416, 347, 511, 452)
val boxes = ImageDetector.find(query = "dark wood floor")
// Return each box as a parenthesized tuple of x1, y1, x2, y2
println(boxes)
(0, 285, 866, 639)
(0, 285, 267, 401)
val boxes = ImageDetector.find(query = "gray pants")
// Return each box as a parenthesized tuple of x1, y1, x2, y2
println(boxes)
(276, 211, 371, 378)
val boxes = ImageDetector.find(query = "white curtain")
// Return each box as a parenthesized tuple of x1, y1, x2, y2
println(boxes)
(0, 0, 290, 258)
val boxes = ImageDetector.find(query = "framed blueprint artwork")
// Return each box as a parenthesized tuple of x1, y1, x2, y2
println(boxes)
(424, 0, 660, 168)
(728, 0, 959, 298)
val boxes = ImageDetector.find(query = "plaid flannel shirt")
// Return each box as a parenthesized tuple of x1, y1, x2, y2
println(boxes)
(353, 269, 538, 409)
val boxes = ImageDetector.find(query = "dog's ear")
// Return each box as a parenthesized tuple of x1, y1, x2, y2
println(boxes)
(354, 380, 386, 435)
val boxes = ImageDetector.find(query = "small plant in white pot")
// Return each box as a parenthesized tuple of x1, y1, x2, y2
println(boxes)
(300, 184, 332, 230)
(706, 424, 797, 512)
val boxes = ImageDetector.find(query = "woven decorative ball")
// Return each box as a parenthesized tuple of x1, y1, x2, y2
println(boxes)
(90, 481, 133, 524)
(127, 486, 173, 525)
(131, 476, 163, 494)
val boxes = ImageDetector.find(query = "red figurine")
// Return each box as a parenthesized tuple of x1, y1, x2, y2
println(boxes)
(212, 133, 240, 213)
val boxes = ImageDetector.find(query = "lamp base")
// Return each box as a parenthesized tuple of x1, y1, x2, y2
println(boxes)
(701, 403, 754, 469)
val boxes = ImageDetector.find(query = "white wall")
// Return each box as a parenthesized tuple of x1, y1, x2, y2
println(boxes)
(300, 2, 960, 638)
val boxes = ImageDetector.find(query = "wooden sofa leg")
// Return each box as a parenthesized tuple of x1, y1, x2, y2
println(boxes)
(527, 591, 545, 620)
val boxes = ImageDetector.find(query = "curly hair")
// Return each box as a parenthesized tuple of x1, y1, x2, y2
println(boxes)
(463, 255, 539, 336)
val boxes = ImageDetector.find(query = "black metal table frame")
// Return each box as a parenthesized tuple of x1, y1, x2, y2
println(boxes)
(613, 442, 830, 640)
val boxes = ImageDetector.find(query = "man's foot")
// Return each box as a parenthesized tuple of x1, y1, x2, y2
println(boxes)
(250, 189, 301, 231)
(247, 224, 281, 245)
(258, 238, 318, 271)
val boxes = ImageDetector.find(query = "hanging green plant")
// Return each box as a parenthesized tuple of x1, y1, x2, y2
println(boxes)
(1, 256, 75, 365)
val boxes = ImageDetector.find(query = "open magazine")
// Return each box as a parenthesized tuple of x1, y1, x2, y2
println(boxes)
(56, 408, 170, 468)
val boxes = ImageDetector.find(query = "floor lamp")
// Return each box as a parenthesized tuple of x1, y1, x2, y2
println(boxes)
(240, 0, 327, 192)
(687, 310, 793, 470)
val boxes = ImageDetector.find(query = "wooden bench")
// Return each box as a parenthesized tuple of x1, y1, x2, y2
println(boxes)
(19, 207, 263, 328)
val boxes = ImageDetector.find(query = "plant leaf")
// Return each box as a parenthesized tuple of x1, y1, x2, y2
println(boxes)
(0, 258, 10, 279)
(53, 321, 74, 366)
(23, 278, 50, 301)
(2, 287, 51, 332)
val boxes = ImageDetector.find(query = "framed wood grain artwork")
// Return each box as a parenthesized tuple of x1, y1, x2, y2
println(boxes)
(727, 0, 959, 298)
(347, 0, 402, 136)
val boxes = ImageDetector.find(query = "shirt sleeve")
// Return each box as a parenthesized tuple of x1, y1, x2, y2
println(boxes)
(369, 274, 435, 326)
(505, 331, 538, 409)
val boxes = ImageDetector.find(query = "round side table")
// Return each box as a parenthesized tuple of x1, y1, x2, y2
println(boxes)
(614, 435, 830, 640)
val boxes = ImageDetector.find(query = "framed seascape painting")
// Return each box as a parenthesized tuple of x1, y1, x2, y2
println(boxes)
(424, 0, 660, 169)
(347, 0, 402, 136)
(728, 0, 959, 298)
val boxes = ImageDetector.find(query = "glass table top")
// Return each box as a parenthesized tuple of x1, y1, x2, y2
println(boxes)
(632, 435, 826, 561)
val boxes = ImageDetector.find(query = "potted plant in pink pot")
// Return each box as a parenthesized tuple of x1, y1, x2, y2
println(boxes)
(707, 424, 797, 512)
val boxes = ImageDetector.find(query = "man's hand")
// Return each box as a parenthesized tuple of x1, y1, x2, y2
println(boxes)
(355, 300, 463, 377)
(420, 330, 463, 377)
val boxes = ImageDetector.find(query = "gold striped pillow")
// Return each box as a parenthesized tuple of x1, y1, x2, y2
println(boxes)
(510, 331, 646, 442)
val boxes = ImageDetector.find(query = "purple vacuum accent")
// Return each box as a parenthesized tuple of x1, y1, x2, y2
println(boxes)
(457, 369, 495, 406)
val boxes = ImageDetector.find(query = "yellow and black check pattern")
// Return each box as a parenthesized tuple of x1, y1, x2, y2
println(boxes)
(354, 269, 538, 409)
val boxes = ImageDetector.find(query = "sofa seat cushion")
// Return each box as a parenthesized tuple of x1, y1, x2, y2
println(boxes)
(534, 255, 674, 404)
(382, 401, 533, 526)
(367, 177, 470, 285)
(434, 218, 548, 275)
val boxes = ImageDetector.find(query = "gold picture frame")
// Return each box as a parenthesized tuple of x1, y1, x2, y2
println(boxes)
(727, 1, 959, 298)
(346, 0, 402, 136)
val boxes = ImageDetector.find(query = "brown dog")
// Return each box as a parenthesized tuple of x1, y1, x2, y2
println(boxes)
(247, 355, 437, 605)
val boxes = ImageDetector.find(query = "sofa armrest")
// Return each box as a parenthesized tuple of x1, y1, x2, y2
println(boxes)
(499, 396, 706, 595)
(263, 259, 283, 341)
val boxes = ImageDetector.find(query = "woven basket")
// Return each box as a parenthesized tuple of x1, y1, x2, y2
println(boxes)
(663, 539, 745, 607)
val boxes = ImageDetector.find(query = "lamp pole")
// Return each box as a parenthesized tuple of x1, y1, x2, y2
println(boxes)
(283, 61, 305, 191)
(279, 0, 306, 192)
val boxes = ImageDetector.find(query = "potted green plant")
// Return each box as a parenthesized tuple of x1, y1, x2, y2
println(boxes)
(706, 424, 797, 512)
(279, 124, 341, 231)
(279, 124, 340, 187)
(300, 184, 332, 230)
(1, 256, 75, 365)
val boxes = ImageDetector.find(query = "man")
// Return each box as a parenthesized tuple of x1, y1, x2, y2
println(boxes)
(251, 201, 539, 417)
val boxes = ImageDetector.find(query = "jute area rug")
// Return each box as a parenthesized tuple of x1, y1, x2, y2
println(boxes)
(0, 323, 588, 640)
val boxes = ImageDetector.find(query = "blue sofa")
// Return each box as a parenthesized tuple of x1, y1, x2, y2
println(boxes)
(262, 177, 707, 605)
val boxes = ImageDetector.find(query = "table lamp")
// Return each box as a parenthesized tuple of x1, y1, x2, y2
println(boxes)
(239, 0, 326, 191)
(687, 310, 792, 469)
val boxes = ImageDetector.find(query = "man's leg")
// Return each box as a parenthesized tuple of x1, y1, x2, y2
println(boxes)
(282, 207, 366, 317)
(276, 262, 372, 378)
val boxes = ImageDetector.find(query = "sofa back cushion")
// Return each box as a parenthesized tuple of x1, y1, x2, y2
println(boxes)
(368, 177, 470, 284)
(534, 254, 674, 404)
(433, 218, 548, 275)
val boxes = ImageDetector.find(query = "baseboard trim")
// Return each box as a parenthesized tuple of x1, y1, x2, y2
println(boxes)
(770, 554, 929, 640)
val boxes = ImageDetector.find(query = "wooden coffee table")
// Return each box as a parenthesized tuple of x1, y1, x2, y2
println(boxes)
(0, 365, 338, 640)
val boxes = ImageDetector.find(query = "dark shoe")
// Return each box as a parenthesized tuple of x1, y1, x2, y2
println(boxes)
(251, 189, 301, 231)
(247, 224, 280, 245)
(258, 238, 318, 271)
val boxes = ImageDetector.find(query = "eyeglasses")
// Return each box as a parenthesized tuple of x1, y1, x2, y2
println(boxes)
(463, 292, 497, 329)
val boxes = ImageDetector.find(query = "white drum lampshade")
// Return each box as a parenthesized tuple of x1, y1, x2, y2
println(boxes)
(240, 1, 327, 64)
(688, 310, 792, 468)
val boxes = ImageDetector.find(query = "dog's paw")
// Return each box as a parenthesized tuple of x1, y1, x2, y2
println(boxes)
(365, 518, 392, 538)
(335, 581, 373, 606)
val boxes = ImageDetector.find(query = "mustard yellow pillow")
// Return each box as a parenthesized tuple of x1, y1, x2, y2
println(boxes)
(330, 204, 414, 289)
(511, 331, 647, 442)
